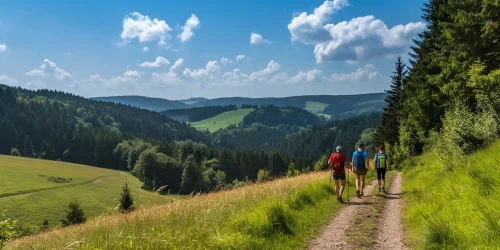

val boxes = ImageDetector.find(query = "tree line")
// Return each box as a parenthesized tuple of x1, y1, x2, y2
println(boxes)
(375, 0, 500, 167)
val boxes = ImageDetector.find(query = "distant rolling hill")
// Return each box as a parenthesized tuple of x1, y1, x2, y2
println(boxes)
(93, 93, 387, 119)
(91, 95, 189, 112)
(177, 97, 208, 105)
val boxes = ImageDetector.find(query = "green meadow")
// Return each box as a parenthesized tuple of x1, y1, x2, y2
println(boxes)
(305, 101, 331, 120)
(0, 156, 180, 229)
(190, 108, 254, 132)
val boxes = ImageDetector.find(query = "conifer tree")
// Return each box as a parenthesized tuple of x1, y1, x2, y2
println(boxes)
(119, 178, 135, 213)
(374, 56, 407, 146)
(23, 135, 35, 158)
(61, 200, 86, 227)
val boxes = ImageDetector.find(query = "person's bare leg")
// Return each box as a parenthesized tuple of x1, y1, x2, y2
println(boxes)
(340, 179, 346, 196)
(355, 175, 360, 191)
(361, 175, 366, 196)
(378, 179, 382, 189)
(334, 179, 340, 198)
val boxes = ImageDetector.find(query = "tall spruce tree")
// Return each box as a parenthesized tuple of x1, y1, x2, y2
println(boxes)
(375, 56, 407, 146)
(61, 200, 86, 227)
(119, 178, 135, 213)
(23, 135, 35, 158)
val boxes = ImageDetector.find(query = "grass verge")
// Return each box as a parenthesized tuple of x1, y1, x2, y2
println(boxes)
(7, 171, 371, 250)
(402, 141, 500, 249)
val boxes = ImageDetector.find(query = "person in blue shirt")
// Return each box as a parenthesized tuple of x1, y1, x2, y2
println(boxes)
(373, 145, 391, 192)
(351, 143, 369, 198)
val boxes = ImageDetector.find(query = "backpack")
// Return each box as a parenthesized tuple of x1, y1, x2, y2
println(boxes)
(332, 153, 344, 172)
(355, 151, 366, 169)
(376, 153, 388, 169)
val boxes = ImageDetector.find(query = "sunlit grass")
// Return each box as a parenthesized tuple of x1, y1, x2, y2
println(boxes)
(6, 171, 376, 250)
(190, 108, 254, 132)
(402, 141, 500, 249)
(0, 156, 180, 229)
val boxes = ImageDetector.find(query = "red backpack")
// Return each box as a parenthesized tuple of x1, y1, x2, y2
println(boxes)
(331, 153, 345, 172)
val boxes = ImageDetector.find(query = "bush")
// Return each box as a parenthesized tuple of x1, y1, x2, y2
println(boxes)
(0, 211, 17, 249)
(313, 154, 329, 171)
(434, 101, 498, 171)
(119, 179, 135, 213)
(257, 169, 271, 183)
(10, 148, 20, 157)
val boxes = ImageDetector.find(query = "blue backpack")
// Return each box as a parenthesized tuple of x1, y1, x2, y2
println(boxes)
(355, 151, 366, 169)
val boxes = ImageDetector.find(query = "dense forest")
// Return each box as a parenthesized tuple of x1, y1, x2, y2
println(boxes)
(162, 105, 237, 122)
(213, 113, 380, 162)
(0, 85, 380, 194)
(242, 105, 322, 127)
(375, 0, 500, 167)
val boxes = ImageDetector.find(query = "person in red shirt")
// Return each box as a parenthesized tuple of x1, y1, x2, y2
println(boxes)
(328, 146, 349, 203)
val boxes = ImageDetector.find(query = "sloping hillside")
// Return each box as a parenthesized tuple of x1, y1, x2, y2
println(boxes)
(402, 141, 500, 249)
(91, 95, 189, 111)
(0, 155, 178, 229)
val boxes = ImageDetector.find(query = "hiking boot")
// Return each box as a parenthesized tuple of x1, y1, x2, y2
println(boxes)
(356, 190, 361, 198)
(338, 197, 344, 203)
(378, 188, 381, 192)
(361, 191, 364, 197)
(382, 187, 385, 192)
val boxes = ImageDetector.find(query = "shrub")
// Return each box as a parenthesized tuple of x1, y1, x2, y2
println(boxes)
(119, 179, 135, 213)
(257, 169, 271, 183)
(10, 148, 20, 157)
(0, 211, 18, 249)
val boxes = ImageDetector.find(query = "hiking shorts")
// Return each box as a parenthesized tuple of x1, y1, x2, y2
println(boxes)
(377, 168, 387, 180)
(354, 168, 367, 176)
(333, 172, 346, 180)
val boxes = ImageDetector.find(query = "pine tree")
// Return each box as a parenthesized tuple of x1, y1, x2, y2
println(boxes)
(61, 200, 86, 227)
(119, 178, 135, 213)
(23, 135, 35, 158)
(374, 56, 407, 146)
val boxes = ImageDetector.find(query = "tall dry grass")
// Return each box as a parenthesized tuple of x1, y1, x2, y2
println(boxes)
(7, 171, 338, 249)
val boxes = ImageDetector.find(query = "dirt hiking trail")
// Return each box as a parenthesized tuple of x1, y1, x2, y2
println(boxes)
(307, 179, 377, 250)
(307, 172, 406, 250)
(373, 172, 406, 250)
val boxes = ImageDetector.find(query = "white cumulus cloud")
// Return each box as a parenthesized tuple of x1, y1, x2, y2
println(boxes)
(26, 59, 72, 80)
(250, 33, 271, 45)
(142, 47, 149, 52)
(288, 1, 425, 63)
(139, 56, 170, 68)
(236, 55, 246, 61)
(0, 43, 6, 52)
(120, 12, 172, 45)
(221, 57, 232, 64)
(286, 69, 322, 84)
(248, 60, 280, 81)
(330, 64, 380, 81)
(0, 75, 18, 86)
(179, 14, 200, 42)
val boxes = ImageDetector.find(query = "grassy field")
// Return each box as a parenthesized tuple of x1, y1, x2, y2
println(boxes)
(0, 156, 180, 229)
(305, 101, 331, 120)
(190, 108, 254, 132)
(402, 141, 500, 249)
(6, 170, 378, 250)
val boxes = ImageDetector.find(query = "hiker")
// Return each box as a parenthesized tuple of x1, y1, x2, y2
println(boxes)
(374, 145, 390, 192)
(352, 143, 369, 198)
(328, 146, 349, 203)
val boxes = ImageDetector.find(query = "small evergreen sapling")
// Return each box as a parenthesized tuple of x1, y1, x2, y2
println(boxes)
(119, 178, 135, 213)
(61, 201, 86, 227)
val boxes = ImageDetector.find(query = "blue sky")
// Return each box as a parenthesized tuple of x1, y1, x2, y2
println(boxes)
(0, 0, 426, 99)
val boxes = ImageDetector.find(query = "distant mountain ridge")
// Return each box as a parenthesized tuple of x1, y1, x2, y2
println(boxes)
(91, 95, 189, 112)
(92, 93, 387, 119)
